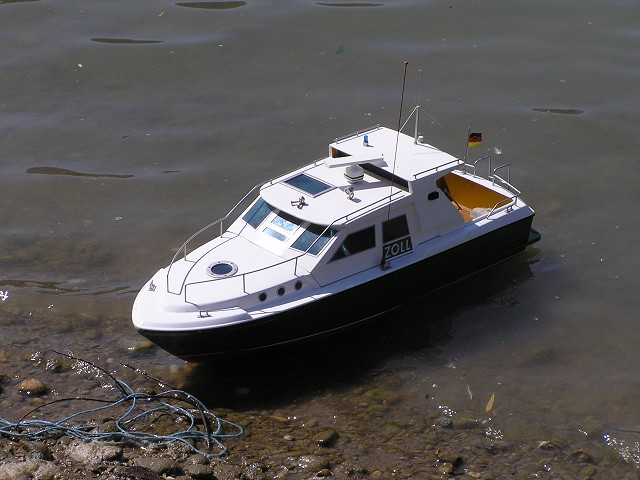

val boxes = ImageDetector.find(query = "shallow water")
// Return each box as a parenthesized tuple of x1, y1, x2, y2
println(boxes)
(1, 0, 639, 471)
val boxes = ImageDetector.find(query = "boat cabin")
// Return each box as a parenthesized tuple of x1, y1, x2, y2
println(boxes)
(224, 125, 513, 288)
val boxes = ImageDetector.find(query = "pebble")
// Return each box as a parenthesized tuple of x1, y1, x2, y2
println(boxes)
(537, 440, 558, 450)
(436, 449, 462, 466)
(296, 454, 330, 471)
(18, 378, 47, 396)
(569, 449, 594, 464)
(314, 429, 339, 447)
(128, 340, 156, 351)
(437, 462, 454, 474)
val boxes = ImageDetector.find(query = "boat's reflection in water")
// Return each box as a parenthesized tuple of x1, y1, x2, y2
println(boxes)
(182, 246, 540, 410)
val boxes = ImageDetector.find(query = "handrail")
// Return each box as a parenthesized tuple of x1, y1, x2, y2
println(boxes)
(413, 157, 465, 180)
(333, 125, 381, 144)
(492, 163, 510, 184)
(167, 156, 329, 272)
(465, 154, 492, 178)
(169, 183, 262, 263)
(473, 194, 520, 222)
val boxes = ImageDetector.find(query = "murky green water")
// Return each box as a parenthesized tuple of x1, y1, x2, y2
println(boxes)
(1, 0, 639, 472)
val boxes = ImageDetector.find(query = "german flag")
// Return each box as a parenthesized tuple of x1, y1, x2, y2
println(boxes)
(468, 132, 482, 147)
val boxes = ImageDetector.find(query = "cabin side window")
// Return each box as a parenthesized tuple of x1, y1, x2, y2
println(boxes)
(330, 226, 376, 261)
(382, 215, 410, 243)
(243, 198, 272, 229)
(382, 214, 413, 261)
(291, 224, 336, 255)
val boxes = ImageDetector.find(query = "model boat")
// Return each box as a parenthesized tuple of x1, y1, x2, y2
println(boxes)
(132, 105, 540, 361)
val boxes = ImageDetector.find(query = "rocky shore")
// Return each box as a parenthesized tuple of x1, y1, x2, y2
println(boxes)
(1, 379, 637, 480)
(1, 334, 638, 480)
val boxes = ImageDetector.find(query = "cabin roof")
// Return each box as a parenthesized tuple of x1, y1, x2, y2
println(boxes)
(330, 125, 460, 181)
(260, 126, 461, 227)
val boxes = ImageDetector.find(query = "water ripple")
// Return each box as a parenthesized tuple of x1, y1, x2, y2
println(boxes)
(90, 38, 163, 45)
(26, 167, 133, 179)
(317, 2, 383, 6)
(0, 0, 39, 4)
(532, 107, 584, 115)
(175, 1, 247, 9)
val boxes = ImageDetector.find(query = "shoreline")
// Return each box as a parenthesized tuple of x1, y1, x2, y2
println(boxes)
(1, 407, 637, 480)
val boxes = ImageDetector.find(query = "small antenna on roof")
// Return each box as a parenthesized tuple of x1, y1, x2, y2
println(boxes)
(414, 69, 423, 142)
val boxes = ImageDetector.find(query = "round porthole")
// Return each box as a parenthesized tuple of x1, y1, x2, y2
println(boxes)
(277, 287, 285, 296)
(259, 292, 267, 302)
(207, 261, 238, 278)
(294, 281, 302, 291)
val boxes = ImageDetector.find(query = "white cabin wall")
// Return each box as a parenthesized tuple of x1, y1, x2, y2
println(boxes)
(409, 177, 464, 241)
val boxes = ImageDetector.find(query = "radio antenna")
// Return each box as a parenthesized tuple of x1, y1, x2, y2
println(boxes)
(382, 60, 409, 269)
(388, 61, 409, 213)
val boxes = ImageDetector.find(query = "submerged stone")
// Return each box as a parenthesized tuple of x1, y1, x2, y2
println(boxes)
(314, 429, 339, 447)
(296, 454, 330, 471)
(19, 378, 47, 396)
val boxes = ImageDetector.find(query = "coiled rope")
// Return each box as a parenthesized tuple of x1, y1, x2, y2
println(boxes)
(0, 351, 243, 458)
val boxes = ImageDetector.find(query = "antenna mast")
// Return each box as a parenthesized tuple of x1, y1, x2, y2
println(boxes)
(381, 61, 409, 270)
(388, 60, 409, 213)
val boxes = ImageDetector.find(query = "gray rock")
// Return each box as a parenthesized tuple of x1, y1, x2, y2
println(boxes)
(436, 416, 453, 428)
(213, 463, 243, 480)
(244, 465, 269, 480)
(0, 459, 59, 480)
(96, 420, 119, 434)
(185, 454, 210, 465)
(133, 456, 178, 475)
(184, 463, 214, 479)
(66, 441, 122, 471)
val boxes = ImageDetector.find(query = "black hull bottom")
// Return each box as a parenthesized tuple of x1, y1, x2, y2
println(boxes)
(138, 217, 539, 361)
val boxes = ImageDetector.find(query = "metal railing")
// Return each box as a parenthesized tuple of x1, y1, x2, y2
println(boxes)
(413, 157, 465, 180)
(475, 194, 520, 222)
(166, 156, 330, 277)
(333, 124, 381, 144)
